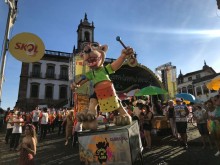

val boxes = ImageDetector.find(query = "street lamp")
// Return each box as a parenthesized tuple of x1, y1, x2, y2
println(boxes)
(0, 0, 18, 106)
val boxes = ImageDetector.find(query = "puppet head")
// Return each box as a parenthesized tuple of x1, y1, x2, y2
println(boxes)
(81, 43, 108, 69)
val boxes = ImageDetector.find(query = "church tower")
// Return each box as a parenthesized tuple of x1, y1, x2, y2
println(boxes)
(76, 13, 95, 51)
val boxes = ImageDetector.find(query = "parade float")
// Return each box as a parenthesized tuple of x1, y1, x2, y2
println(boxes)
(71, 37, 144, 164)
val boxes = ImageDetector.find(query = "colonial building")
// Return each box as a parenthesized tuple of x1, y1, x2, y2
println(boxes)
(177, 61, 219, 102)
(16, 13, 167, 111)
(16, 50, 71, 111)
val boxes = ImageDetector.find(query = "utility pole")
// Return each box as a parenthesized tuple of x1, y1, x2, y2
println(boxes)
(0, 0, 18, 106)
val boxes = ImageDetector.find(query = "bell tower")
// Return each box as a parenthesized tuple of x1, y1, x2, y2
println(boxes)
(77, 13, 95, 51)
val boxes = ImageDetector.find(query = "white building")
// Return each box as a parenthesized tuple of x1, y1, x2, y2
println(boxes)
(177, 61, 219, 102)
(16, 50, 71, 111)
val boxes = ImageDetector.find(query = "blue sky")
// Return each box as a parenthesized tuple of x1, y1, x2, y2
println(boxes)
(0, 0, 220, 110)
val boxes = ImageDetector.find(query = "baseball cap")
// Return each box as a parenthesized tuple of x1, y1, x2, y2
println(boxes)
(176, 98, 182, 102)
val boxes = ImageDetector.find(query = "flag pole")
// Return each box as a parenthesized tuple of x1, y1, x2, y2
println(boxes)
(0, 0, 18, 106)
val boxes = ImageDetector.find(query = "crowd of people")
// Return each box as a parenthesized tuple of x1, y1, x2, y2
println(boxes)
(122, 94, 220, 157)
(1, 93, 220, 164)
(2, 106, 83, 164)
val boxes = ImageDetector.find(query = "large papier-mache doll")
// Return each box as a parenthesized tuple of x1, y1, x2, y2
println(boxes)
(71, 42, 136, 130)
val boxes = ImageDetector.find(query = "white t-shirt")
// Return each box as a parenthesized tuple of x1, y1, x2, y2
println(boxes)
(133, 107, 141, 118)
(32, 110, 40, 122)
(174, 105, 188, 122)
(41, 112, 48, 124)
(12, 118, 24, 134)
(193, 109, 207, 124)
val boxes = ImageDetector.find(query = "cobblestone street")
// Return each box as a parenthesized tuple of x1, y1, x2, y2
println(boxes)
(0, 124, 220, 165)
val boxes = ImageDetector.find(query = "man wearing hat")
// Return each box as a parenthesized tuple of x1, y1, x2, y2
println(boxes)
(174, 98, 189, 149)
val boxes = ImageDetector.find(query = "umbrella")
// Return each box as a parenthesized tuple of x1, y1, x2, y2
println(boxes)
(175, 93, 195, 102)
(173, 99, 190, 105)
(118, 93, 129, 100)
(126, 89, 140, 96)
(135, 86, 168, 96)
(206, 75, 220, 90)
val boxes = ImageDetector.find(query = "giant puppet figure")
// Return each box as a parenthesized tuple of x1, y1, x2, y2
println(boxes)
(71, 41, 137, 130)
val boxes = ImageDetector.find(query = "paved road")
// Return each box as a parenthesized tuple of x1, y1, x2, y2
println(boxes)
(0, 123, 220, 165)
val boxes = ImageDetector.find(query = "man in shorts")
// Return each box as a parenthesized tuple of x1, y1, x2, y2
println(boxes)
(174, 98, 189, 149)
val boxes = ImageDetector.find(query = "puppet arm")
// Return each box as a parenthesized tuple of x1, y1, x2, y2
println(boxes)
(111, 47, 134, 71)
(70, 75, 89, 90)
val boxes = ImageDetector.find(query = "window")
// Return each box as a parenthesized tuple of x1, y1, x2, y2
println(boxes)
(46, 65, 55, 78)
(187, 85, 193, 95)
(32, 63, 41, 77)
(182, 87, 187, 93)
(60, 66, 68, 80)
(45, 84, 54, 99)
(188, 77, 192, 81)
(59, 85, 67, 99)
(202, 85, 209, 95)
(84, 31, 90, 42)
(30, 83, 40, 98)
(196, 74, 201, 79)
(196, 86, 202, 96)
(177, 88, 181, 93)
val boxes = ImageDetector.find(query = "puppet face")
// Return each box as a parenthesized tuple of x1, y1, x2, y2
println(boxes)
(82, 43, 108, 69)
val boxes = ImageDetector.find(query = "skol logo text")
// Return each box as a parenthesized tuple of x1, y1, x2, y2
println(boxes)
(15, 42, 38, 56)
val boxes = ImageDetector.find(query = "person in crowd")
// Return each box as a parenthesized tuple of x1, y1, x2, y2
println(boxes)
(139, 112, 146, 147)
(10, 111, 24, 151)
(205, 98, 216, 135)
(39, 108, 48, 140)
(211, 94, 220, 156)
(25, 112, 32, 124)
(19, 124, 37, 165)
(155, 100, 163, 115)
(193, 104, 212, 149)
(174, 98, 189, 149)
(166, 100, 178, 138)
(57, 108, 64, 135)
(5, 110, 14, 144)
(72, 121, 82, 147)
(64, 110, 74, 146)
(48, 108, 56, 133)
(142, 104, 154, 149)
(132, 102, 142, 122)
(126, 101, 134, 117)
(0, 108, 5, 130)
(31, 107, 41, 134)
(4, 107, 10, 124)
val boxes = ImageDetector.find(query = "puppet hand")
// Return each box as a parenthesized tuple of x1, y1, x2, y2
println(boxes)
(121, 47, 134, 59)
(70, 82, 79, 91)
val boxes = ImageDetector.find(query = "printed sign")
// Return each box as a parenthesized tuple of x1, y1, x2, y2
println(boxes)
(79, 132, 132, 165)
(8, 32, 45, 63)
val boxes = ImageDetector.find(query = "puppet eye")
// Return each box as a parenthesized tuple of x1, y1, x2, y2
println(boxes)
(91, 43, 99, 47)
(90, 43, 99, 50)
